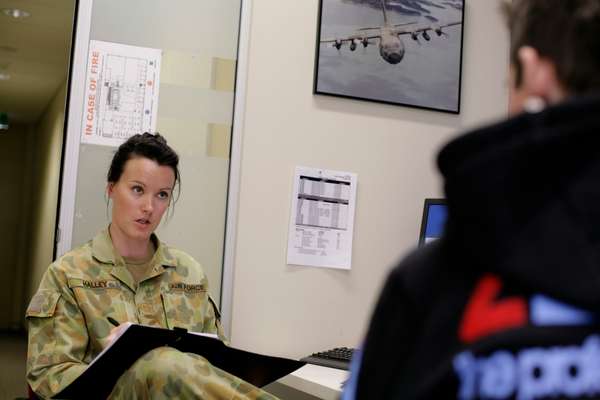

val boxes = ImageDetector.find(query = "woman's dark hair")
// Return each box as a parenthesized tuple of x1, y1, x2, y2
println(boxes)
(107, 132, 181, 211)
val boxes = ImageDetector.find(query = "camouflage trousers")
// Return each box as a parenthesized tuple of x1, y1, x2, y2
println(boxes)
(107, 347, 280, 400)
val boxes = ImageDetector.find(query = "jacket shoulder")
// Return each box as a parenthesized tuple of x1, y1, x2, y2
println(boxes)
(390, 241, 447, 293)
(48, 240, 95, 274)
(162, 245, 207, 280)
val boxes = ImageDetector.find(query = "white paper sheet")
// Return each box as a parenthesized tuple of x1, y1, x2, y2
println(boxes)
(286, 166, 358, 270)
(80, 40, 162, 147)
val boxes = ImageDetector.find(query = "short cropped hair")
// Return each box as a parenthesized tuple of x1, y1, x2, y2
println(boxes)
(502, 0, 600, 94)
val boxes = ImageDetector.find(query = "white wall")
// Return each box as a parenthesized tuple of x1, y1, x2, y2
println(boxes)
(229, 0, 509, 358)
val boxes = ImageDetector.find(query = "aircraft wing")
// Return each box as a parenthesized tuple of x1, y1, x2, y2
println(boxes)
(320, 32, 381, 45)
(320, 32, 381, 48)
(392, 21, 462, 36)
(392, 21, 418, 28)
(356, 26, 384, 32)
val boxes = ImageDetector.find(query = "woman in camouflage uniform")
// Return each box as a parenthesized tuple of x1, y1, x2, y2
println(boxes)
(26, 133, 278, 399)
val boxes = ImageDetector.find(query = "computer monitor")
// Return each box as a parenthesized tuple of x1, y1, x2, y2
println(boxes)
(418, 199, 448, 247)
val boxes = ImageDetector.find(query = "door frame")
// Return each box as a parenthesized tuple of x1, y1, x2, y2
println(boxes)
(55, 0, 251, 338)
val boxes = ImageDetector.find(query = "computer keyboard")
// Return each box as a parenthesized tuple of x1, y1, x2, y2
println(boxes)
(300, 347, 356, 370)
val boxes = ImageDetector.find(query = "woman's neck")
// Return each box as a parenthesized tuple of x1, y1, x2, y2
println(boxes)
(109, 224, 154, 262)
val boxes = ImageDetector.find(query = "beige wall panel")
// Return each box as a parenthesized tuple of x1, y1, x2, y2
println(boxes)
(207, 123, 232, 159)
(161, 51, 212, 89)
(211, 58, 236, 92)
(229, 0, 509, 359)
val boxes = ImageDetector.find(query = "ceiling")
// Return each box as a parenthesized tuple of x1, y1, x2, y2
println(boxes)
(0, 0, 75, 124)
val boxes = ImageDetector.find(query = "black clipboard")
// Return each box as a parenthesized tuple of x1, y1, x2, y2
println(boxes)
(55, 324, 304, 399)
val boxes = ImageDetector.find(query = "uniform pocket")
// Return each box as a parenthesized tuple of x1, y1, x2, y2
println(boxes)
(66, 277, 130, 338)
(161, 289, 208, 332)
(26, 290, 61, 318)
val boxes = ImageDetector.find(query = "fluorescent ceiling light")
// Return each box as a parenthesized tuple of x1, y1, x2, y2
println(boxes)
(2, 8, 31, 19)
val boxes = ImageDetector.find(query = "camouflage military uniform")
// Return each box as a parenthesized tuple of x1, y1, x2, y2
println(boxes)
(26, 228, 279, 400)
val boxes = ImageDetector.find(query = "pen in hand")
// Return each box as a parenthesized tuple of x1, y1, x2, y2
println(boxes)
(106, 316, 128, 345)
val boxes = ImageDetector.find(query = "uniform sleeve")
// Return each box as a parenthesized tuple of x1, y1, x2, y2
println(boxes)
(204, 295, 228, 344)
(26, 264, 89, 399)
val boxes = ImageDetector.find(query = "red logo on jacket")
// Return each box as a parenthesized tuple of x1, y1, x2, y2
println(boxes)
(459, 274, 528, 343)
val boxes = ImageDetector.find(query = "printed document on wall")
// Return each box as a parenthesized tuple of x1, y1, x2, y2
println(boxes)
(287, 166, 358, 270)
(80, 40, 162, 147)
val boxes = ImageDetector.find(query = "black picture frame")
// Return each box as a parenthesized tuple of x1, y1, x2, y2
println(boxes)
(313, 0, 465, 114)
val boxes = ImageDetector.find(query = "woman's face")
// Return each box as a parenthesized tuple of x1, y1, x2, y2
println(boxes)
(107, 156, 175, 244)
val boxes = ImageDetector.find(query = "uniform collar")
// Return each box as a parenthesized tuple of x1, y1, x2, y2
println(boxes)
(91, 227, 177, 268)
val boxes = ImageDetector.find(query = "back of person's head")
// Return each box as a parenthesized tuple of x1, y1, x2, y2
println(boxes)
(503, 0, 600, 95)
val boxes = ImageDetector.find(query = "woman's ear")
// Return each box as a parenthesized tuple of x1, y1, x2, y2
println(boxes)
(107, 182, 114, 198)
(518, 46, 566, 103)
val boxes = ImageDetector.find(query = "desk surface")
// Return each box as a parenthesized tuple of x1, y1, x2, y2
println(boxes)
(278, 364, 349, 400)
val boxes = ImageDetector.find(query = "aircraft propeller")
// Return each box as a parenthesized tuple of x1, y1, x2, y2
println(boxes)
(433, 26, 448, 37)
(408, 31, 423, 45)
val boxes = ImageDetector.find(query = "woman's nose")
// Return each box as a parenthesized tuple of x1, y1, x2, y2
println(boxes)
(142, 196, 154, 213)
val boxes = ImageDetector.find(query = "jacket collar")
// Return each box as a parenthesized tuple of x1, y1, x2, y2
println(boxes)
(91, 227, 177, 268)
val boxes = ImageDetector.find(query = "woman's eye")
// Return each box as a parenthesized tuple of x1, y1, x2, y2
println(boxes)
(158, 191, 170, 200)
(132, 186, 143, 194)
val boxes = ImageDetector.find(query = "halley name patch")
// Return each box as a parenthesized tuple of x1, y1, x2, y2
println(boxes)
(82, 280, 120, 289)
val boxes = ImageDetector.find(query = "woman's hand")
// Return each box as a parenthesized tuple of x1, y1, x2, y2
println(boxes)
(106, 321, 133, 345)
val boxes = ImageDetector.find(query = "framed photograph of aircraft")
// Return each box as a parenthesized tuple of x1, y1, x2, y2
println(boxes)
(314, 0, 465, 113)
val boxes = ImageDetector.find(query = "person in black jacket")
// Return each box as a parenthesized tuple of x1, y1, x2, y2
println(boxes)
(346, 0, 600, 399)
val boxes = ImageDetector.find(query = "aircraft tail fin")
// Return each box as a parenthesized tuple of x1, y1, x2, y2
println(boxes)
(381, 0, 389, 25)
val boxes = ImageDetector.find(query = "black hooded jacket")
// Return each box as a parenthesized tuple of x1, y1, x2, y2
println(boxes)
(356, 96, 600, 399)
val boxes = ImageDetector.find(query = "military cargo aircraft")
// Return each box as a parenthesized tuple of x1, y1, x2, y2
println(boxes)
(320, 0, 462, 65)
